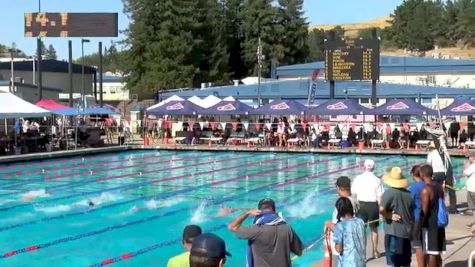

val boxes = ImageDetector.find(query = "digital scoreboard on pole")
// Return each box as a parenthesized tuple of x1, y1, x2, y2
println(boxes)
(324, 39, 380, 81)
(24, 12, 118, 37)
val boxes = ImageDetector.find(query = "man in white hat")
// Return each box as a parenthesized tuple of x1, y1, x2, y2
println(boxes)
(352, 159, 384, 259)
(380, 167, 415, 267)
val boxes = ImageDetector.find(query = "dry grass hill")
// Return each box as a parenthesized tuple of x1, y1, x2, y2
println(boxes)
(309, 16, 475, 59)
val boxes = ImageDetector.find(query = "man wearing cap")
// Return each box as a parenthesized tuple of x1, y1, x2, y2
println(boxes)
(380, 167, 415, 267)
(351, 159, 384, 259)
(190, 233, 231, 267)
(228, 198, 303, 267)
(167, 225, 202, 267)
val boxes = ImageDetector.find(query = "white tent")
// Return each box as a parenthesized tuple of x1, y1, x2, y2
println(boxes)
(0, 92, 52, 119)
(201, 95, 222, 108)
(147, 95, 184, 110)
(188, 96, 203, 107)
(222, 96, 236, 101)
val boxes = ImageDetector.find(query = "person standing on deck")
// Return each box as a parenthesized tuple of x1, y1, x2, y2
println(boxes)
(463, 151, 475, 230)
(380, 167, 415, 267)
(352, 159, 384, 259)
(408, 165, 426, 267)
(167, 225, 202, 267)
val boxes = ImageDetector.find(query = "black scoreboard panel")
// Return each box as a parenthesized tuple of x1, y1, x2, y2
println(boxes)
(324, 39, 380, 81)
(25, 13, 118, 37)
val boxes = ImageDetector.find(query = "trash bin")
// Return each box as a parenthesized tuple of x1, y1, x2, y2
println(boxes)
(358, 140, 365, 150)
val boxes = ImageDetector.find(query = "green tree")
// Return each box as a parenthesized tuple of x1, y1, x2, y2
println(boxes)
(44, 44, 57, 60)
(240, 0, 283, 76)
(454, 0, 475, 46)
(331, 26, 345, 39)
(307, 29, 325, 62)
(276, 0, 309, 65)
(223, 0, 247, 79)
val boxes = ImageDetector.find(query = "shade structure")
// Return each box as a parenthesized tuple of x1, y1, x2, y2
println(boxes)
(200, 100, 254, 115)
(250, 100, 308, 115)
(84, 107, 119, 115)
(89, 104, 120, 113)
(35, 99, 69, 110)
(307, 99, 370, 115)
(147, 95, 185, 110)
(366, 99, 433, 115)
(222, 96, 236, 101)
(201, 95, 222, 108)
(439, 98, 475, 116)
(187, 96, 203, 107)
(146, 100, 204, 115)
(0, 92, 51, 119)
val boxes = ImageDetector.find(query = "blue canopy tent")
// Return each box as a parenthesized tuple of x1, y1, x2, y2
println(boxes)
(439, 98, 475, 116)
(306, 99, 370, 115)
(366, 99, 434, 115)
(146, 100, 205, 115)
(249, 100, 308, 115)
(200, 101, 254, 115)
(51, 107, 119, 116)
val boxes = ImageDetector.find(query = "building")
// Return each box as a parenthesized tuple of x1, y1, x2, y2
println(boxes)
(160, 56, 475, 108)
(102, 74, 130, 102)
(0, 59, 95, 103)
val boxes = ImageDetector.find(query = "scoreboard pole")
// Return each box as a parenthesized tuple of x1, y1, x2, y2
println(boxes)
(99, 41, 103, 107)
(36, 38, 42, 101)
(68, 40, 73, 107)
(328, 31, 336, 99)
(371, 28, 378, 106)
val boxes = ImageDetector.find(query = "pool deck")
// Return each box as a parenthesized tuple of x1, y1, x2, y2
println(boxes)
(311, 189, 475, 267)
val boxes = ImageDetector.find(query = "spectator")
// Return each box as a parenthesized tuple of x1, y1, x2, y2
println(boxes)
(462, 151, 475, 230)
(167, 225, 202, 267)
(419, 125, 428, 140)
(402, 120, 410, 149)
(392, 127, 400, 148)
(408, 165, 425, 267)
(417, 165, 446, 267)
(333, 197, 366, 267)
(190, 233, 231, 267)
(449, 119, 460, 148)
(427, 142, 446, 185)
(228, 198, 303, 267)
(384, 123, 392, 149)
(14, 118, 23, 137)
(347, 128, 357, 146)
(459, 129, 468, 149)
(311, 127, 320, 148)
(380, 167, 415, 267)
(325, 176, 359, 232)
(351, 159, 383, 259)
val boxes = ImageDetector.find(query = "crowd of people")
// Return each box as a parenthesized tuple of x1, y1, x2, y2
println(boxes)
(162, 152, 475, 267)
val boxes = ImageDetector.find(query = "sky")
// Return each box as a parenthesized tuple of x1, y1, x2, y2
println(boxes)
(0, 0, 402, 60)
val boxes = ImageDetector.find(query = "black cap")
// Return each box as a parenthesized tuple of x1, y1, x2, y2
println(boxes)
(183, 225, 202, 243)
(335, 176, 351, 189)
(258, 198, 276, 210)
(190, 233, 232, 259)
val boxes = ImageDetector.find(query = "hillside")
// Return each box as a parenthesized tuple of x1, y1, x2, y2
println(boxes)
(309, 16, 391, 38)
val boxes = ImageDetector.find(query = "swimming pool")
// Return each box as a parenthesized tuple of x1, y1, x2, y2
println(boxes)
(0, 151, 466, 266)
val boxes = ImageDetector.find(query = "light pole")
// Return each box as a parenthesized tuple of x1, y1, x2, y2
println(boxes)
(256, 38, 264, 107)
(81, 39, 90, 107)
(10, 42, 16, 93)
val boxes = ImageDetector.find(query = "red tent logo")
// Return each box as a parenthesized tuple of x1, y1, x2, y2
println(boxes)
(166, 103, 184, 110)
(327, 102, 348, 110)
(387, 102, 409, 110)
(217, 103, 236, 111)
(451, 103, 475, 112)
(270, 102, 290, 110)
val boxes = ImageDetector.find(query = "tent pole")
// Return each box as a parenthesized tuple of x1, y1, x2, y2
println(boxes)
(4, 119, 7, 135)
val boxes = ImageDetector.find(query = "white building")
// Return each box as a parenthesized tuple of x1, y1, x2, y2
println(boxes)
(102, 74, 130, 102)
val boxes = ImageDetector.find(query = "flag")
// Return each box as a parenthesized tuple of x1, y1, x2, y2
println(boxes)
(307, 69, 320, 105)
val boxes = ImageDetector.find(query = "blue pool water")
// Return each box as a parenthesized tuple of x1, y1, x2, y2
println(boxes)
(0, 151, 466, 266)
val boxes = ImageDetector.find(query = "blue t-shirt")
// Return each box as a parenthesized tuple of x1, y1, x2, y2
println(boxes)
(409, 180, 425, 221)
(333, 217, 366, 267)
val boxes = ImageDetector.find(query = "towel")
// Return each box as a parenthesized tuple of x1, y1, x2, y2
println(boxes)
(246, 211, 286, 267)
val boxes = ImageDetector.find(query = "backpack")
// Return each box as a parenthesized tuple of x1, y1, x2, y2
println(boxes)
(437, 197, 449, 228)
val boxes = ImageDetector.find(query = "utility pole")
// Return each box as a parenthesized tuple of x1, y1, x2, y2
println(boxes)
(256, 38, 264, 107)
(10, 42, 15, 93)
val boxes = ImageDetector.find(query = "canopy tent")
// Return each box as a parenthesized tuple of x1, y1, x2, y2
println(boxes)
(187, 96, 203, 107)
(147, 95, 185, 110)
(146, 100, 205, 115)
(50, 107, 119, 116)
(222, 96, 236, 101)
(89, 104, 120, 113)
(307, 99, 370, 115)
(439, 98, 475, 116)
(35, 99, 69, 110)
(201, 95, 222, 108)
(0, 92, 52, 119)
(200, 100, 254, 115)
(130, 105, 145, 112)
(250, 100, 308, 115)
(366, 99, 434, 115)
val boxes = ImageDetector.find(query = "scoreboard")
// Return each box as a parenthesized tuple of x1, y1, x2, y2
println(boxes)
(324, 39, 380, 81)
(24, 13, 118, 37)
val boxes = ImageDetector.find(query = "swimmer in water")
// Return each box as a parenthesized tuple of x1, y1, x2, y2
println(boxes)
(21, 189, 51, 202)
(88, 200, 95, 206)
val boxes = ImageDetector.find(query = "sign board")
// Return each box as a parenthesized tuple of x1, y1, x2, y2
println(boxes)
(25, 12, 118, 37)
(324, 39, 380, 81)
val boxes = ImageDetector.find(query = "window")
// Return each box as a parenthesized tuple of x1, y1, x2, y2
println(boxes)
(110, 87, 117, 94)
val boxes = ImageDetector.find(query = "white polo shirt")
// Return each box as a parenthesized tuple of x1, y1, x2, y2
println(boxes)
(427, 150, 446, 173)
(463, 163, 475, 192)
(351, 171, 384, 202)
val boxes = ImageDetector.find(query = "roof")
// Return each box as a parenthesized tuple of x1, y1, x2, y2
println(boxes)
(276, 56, 475, 77)
(103, 75, 123, 82)
(160, 78, 475, 100)
(0, 59, 96, 74)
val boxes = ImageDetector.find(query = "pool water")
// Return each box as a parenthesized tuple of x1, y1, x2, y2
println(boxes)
(0, 151, 466, 266)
